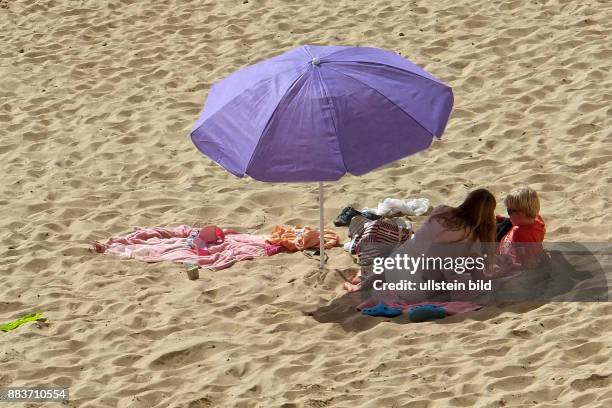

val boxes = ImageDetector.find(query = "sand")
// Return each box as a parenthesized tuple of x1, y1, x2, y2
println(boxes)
(1, 0, 611, 406)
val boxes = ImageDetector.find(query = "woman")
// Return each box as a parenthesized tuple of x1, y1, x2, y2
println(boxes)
(345, 188, 497, 298)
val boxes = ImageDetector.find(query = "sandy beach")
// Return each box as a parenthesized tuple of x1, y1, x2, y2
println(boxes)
(1, 0, 611, 406)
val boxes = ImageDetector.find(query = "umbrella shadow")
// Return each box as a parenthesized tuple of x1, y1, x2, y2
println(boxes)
(308, 244, 610, 332)
(307, 288, 545, 332)
(305, 268, 526, 331)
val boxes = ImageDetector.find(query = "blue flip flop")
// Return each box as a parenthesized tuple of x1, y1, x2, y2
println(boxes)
(408, 304, 447, 322)
(361, 302, 402, 317)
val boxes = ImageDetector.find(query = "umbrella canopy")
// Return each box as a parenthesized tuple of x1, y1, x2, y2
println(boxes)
(191, 45, 453, 182)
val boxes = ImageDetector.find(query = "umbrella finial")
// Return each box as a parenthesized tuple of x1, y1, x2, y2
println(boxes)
(311, 57, 320, 66)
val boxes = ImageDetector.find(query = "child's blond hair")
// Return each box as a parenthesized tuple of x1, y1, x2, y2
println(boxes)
(504, 186, 540, 219)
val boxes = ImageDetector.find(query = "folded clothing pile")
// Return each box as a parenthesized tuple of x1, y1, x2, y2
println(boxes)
(267, 225, 340, 252)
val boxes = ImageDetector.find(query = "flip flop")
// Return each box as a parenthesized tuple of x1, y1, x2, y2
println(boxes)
(361, 302, 402, 317)
(408, 304, 447, 322)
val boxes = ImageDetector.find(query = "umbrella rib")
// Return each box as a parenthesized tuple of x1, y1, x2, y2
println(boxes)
(313, 67, 348, 173)
(323, 64, 435, 137)
(302, 44, 315, 59)
(324, 59, 448, 88)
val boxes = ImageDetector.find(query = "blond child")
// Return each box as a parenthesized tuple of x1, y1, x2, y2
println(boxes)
(496, 186, 546, 269)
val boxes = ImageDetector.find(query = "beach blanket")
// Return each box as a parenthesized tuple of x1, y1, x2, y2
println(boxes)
(93, 225, 266, 270)
(267, 226, 340, 251)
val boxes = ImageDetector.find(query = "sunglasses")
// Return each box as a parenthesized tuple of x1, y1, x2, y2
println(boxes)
(507, 208, 519, 215)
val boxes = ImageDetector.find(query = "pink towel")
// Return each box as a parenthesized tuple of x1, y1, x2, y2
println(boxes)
(356, 290, 480, 315)
(94, 225, 266, 271)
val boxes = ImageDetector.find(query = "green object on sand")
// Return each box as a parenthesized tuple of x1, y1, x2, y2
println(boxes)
(0, 312, 45, 332)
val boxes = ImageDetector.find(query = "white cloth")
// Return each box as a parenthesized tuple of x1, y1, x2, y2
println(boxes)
(361, 197, 430, 217)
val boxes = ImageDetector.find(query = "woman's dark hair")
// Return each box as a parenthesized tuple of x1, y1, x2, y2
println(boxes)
(431, 188, 496, 243)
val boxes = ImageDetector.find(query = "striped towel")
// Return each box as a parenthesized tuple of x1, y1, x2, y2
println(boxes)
(349, 216, 413, 275)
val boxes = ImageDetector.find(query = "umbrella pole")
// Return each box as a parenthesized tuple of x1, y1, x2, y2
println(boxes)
(318, 181, 325, 269)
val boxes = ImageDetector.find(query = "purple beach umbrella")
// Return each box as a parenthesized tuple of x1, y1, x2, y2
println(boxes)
(191, 45, 453, 267)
